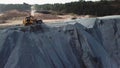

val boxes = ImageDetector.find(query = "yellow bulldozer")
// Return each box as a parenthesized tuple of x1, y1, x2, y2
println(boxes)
(21, 16, 43, 32)
(23, 16, 43, 26)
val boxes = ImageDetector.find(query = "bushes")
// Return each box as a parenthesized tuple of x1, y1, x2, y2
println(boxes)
(0, 1, 120, 16)
(0, 4, 30, 13)
(35, 1, 120, 16)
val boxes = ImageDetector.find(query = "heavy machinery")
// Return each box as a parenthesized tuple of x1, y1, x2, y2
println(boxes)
(21, 16, 43, 32)
(23, 5, 43, 26)
(23, 16, 43, 26)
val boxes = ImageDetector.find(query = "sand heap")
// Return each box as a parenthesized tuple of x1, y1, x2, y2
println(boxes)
(0, 15, 120, 68)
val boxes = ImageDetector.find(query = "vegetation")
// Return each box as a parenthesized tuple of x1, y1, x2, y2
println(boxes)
(0, 1, 120, 16)
(0, 3, 30, 12)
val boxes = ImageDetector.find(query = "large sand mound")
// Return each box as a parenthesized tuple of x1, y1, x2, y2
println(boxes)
(0, 15, 120, 68)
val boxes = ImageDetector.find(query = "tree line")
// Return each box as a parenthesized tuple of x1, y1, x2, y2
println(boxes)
(0, 3, 30, 12)
(0, 1, 120, 16)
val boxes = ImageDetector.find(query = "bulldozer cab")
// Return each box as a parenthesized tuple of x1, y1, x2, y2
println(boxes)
(23, 16, 36, 26)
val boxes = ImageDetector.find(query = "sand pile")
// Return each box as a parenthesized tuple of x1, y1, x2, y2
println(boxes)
(0, 15, 120, 68)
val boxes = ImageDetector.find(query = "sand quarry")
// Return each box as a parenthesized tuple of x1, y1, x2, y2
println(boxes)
(0, 15, 120, 68)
